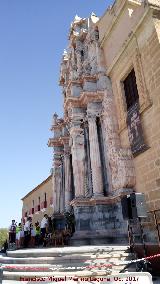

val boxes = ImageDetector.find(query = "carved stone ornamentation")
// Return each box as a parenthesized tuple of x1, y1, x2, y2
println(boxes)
(83, 60, 92, 76)
(101, 77, 136, 191)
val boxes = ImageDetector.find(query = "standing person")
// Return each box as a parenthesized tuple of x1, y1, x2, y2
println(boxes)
(24, 217, 32, 248)
(30, 223, 35, 247)
(35, 222, 41, 246)
(16, 223, 22, 249)
(40, 214, 48, 247)
(20, 225, 24, 248)
(9, 220, 16, 245)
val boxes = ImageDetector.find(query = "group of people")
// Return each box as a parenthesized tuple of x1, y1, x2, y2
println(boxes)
(8, 214, 49, 249)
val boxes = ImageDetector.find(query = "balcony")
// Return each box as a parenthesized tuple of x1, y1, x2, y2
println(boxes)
(35, 205, 40, 215)
(41, 201, 47, 212)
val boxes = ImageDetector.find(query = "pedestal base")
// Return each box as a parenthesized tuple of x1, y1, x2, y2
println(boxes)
(52, 213, 65, 230)
(70, 193, 131, 246)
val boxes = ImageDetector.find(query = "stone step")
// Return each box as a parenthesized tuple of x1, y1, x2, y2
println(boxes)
(6, 245, 129, 258)
(1, 246, 134, 282)
(1, 261, 134, 272)
(0, 254, 132, 266)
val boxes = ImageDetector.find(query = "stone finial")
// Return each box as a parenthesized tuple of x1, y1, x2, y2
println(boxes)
(63, 49, 68, 60)
(91, 12, 99, 23)
(74, 15, 82, 23)
(52, 113, 58, 125)
(63, 49, 67, 55)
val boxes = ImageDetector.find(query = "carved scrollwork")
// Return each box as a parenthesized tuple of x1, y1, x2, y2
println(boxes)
(83, 60, 92, 75)
(133, 48, 152, 112)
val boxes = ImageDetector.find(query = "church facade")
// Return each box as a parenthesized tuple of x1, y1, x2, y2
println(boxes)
(48, 0, 160, 245)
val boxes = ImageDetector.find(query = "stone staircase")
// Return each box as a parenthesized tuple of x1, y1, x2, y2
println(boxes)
(0, 245, 135, 283)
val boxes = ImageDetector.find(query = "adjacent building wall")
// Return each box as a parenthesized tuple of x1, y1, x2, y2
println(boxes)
(98, 0, 160, 212)
(21, 175, 54, 226)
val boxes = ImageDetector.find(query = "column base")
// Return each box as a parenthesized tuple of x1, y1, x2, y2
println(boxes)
(92, 193, 104, 198)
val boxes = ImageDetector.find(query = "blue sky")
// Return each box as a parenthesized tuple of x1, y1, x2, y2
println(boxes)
(0, 0, 112, 228)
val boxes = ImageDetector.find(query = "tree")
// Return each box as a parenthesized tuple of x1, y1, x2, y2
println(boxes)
(0, 228, 8, 249)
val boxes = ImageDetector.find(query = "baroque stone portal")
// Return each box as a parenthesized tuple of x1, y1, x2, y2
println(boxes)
(48, 13, 136, 245)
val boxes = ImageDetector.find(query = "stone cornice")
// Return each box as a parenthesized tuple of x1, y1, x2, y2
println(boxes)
(48, 137, 63, 147)
(70, 194, 128, 207)
(59, 135, 70, 145)
(50, 120, 65, 132)
(64, 91, 104, 110)
(81, 74, 97, 82)
(80, 91, 104, 105)
(66, 79, 82, 92)
(64, 96, 80, 109)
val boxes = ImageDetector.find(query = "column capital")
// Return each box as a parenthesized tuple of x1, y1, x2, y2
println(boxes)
(87, 112, 97, 123)
(64, 146, 71, 157)
(70, 118, 83, 129)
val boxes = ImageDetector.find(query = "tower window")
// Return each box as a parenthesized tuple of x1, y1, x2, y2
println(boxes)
(123, 69, 139, 110)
